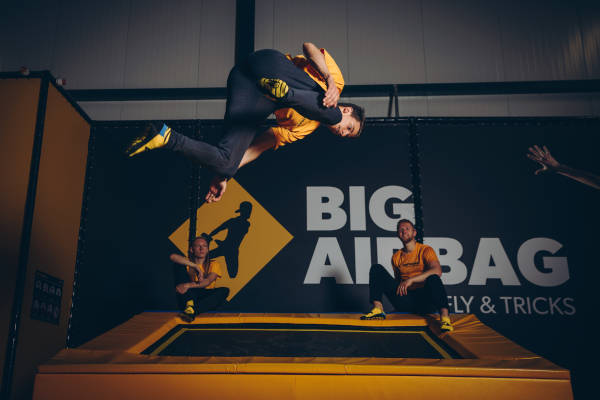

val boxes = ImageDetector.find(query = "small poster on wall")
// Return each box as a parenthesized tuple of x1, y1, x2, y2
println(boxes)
(31, 270, 63, 325)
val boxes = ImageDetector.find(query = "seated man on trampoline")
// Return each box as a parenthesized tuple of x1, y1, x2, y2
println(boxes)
(126, 42, 365, 203)
(170, 235, 229, 322)
(361, 219, 453, 332)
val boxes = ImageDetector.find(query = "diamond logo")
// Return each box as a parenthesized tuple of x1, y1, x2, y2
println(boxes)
(169, 179, 293, 300)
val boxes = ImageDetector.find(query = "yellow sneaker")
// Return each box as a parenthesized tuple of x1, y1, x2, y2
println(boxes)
(360, 307, 386, 320)
(440, 316, 453, 332)
(259, 78, 289, 99)
(126, 123, 172, 157)
(180, 300, 195, 323)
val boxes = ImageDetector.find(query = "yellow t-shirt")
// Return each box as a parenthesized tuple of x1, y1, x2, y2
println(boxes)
(185, 259, 222, 289)
(271, 48, 345, 149)
(391, 243, 439, 290)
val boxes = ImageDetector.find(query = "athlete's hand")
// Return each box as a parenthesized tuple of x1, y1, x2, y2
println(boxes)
(527, 145, 560, 175)
(176, 283, 189, 294)
(322, 75, 339, 108)
(397, 278, 414, 296)
(206, 176, 227, 203)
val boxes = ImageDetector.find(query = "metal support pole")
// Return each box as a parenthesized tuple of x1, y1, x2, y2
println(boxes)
(235, 0, 255, 65)
(408, 118, 424, 242)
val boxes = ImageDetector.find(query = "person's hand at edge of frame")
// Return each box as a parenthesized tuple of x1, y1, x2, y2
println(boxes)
(205, 176, 228, 203)
(527, 144, 560, 175)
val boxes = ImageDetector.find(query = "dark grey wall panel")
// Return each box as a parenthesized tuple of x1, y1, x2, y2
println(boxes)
(577, 0, 600, 78)
(69, 122, 196, 346)
(197, 0, 236, 87)
(428, 94, 509, 116)
(422, 0, 505, 83)
(418, 119, 600, 381)
(500, 0, 587, 81)
(123, 0, 204, 88)
(269, 0, 349, 76)
(254, 0, 275, 50)
(507, 93, 594, 116)
(53, 0, 130, 89)
(347, 0, 426, 84)
(1, 1, 59, 71)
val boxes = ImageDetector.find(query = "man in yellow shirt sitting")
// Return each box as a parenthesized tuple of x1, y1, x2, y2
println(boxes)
(126, 42, 365, 203)
(170, 235, 229, 322)
(361, 219, 454, 332)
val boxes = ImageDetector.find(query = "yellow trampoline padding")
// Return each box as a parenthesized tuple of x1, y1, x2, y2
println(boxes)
(39, 347, 568, 379)
(34, 372, 573, 400)
(34, 313, 573, 400)
(39, 312, 567, 379)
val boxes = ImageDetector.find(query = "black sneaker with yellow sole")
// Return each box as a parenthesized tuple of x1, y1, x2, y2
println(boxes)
(360, 307, 386, 320)
(126, 123, 172, 157)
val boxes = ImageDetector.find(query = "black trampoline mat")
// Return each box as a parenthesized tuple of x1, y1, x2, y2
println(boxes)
(142, 323, 460, 359)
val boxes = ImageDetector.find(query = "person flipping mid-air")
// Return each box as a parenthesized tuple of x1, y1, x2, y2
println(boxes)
(126, 42, 365, 203)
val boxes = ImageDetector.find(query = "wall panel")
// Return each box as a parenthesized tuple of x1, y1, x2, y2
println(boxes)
(195, 99, 227, 119)
(78, 101, 123, 121)
(2, 0, 598, 93)
(0, 78, 40, 391)
(418, 120, 599, 384)
(271, 0, 349, 75)
(422, 0, 504, 83)
(343, 96, 429, 117)
(500, 0, 587, 81)
(577, 0, 600, 78)
(79, 99, 228, 120)
(123, 0, 204, 88)
(507, 93, 594, 116)
(197, 0, 236, 87)
(254, 0, 275, 50)
(427, 94, 509, 116)
(52, 0, 130, 89)
(592, 94, 600, 115)
(11, 84, 89, 400)
(1, 1, 59, 72)
(347, 0, 426, 84)
(69, 123, 193, 347)
(119, 100, 198, 120)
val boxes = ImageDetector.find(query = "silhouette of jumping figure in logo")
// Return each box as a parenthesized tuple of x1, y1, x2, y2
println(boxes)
(207, 201, 252, 278)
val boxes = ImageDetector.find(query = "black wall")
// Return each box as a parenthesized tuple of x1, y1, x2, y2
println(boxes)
(70, 118, 599, 396)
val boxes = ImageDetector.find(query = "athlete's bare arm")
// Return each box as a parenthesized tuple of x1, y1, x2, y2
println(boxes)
(170, 253, 200, 272)
(527, 145, 600, 190)
(302, 42, 339, 108)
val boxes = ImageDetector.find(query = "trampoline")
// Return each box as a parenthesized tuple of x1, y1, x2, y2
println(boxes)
(142, 322, 460, 359)
(33, 312, 573, 400)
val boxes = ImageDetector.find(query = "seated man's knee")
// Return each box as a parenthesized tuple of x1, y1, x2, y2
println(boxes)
(219, 287, 230, 299)
(425, 274, 443, 285)
(369, 264, 388, 278)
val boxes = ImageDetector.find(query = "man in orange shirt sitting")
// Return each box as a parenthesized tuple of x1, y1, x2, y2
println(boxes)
(126, 42, 365, 203)
(361, 219, 453, 332)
